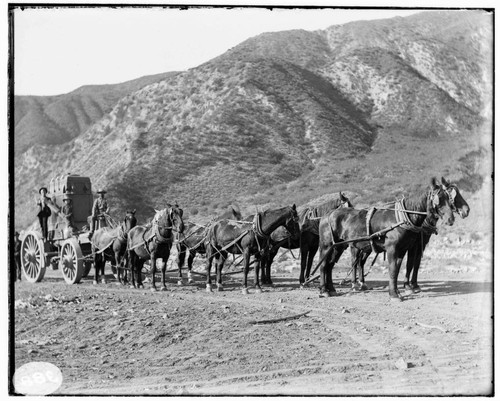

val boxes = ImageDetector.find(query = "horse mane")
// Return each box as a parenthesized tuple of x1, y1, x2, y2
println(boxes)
(297, 196, 344, 223)
(402, 188, 430, 213)
(312, 198, 343, 216)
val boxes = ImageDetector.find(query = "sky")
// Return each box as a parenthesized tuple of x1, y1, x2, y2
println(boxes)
(12, 6, 424, 96)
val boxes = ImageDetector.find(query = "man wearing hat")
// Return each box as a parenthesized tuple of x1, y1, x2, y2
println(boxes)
(90, 189, 110, 235)
(36, 187, 52, 240)
(62, 196, 74, 228)
(13, 231, 22, 281)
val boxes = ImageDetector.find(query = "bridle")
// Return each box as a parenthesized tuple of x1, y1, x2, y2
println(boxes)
(443, 184, 458, 213)
(151, 208, 179, 243)
(427, 187, 448, 219)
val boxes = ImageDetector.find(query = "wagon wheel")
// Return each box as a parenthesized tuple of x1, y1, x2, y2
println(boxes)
(59, 238, 84, 284)
(21, 231, 46, 283)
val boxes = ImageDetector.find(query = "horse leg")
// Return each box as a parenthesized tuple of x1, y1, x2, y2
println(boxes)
(262, 247, 275, 285)
(136, 259, 145, 289)
(306, 235, 319, 280)
(93, 249, 100, 285)
(205, 246, 214, 292)
(299, 245, 308, 285)
(408, 234, 430, 293)
(350, 246, 361, 291)
(299, 232, 310, 284)
(215, 251, 226, 292)
(150, 251, 158, 291)
(241, 248, 251, 295)
(357, 251, 370, 291)
(351, 247, 370, 291)
(121, 251, 129, 285)
(404, 244, 417, 293)
(254, 254, 262, 293)
(160, 256, 168, 291)
(187, 250, 196, 284)
(326, 246, 345, 296)
(176, 243, 186, 285)
(318, 241, 333, 297)
(387, 246, 404, 301)
(128, 250, 136, 289)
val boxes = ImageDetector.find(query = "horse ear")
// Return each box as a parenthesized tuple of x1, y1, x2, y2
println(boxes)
(430, 177, 440, 190)
(154, 208, 159, 213)
(292, 204, 296, 210)
(441, 177, 450, 188)
(132, 209, 136, 214)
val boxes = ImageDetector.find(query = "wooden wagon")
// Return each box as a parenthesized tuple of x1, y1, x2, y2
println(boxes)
(20, 174, 97, 284)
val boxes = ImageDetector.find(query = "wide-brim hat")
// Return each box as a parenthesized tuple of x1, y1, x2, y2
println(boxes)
(39, 187, 48, 194)
(96, 189, 107, 194)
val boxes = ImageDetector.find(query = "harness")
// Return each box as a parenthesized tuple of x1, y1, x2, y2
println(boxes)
(128, 210, 177, 253)
(90, 223, 130, 256)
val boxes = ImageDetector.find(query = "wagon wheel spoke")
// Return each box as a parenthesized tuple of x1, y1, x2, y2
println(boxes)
(21, 232, 46, 283)
(60, 239, 84, 284)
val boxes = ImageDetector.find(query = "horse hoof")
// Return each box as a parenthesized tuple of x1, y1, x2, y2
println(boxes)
(129, 285, 135, 289)
(93, 280, 98, 285)
(217, 285, 224, 292)
(177, 280, 183, 286)
(329, 290, 338, 297)
(206, 284, 212, 293)
(241, 288, 249, 295)
(188, 278, 195, 284)
(412, 286, 421, 294)
(255, 288, 263, 294)
(150, 287, 158, 292)
(359, 284, 368, 291)
(319, 292, 331, 298)
(102, 279, 107, 284)
(161, 286, 167, 292)
(390, 296, 403, 302)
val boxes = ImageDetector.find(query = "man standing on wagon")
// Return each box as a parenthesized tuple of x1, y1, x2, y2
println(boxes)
(36, 186, 52, 240)
(89, 189, 110, 236)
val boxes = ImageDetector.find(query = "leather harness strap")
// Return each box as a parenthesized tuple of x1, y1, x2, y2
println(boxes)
(365, 207, 379, 254)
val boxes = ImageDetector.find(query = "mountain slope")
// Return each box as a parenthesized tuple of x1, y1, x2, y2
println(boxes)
(13, 10, 492, 230)
(14, 72, 178, 154)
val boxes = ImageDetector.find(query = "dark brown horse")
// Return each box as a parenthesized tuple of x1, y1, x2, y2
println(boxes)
(127, 205, 184, 291)
(90, 210, 137, 285)
(347, 177, 470, 293)
(205, 205, 298, 294)
(403, 177, 470, 293)
(176, 206, 243, 285)
(297, 193, 352, 285)
(318, 178, 455, 300)
(260, 193, 352, 286)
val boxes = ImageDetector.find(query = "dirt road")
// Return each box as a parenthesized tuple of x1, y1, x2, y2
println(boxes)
(12, 246, 492, 396)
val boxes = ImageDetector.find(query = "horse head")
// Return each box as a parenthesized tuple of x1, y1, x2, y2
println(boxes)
(123, 209, 137, 233)
(339, 192, 353, 208)
(429, 177, 455, 226)
(168, 203, 185, 234)
(283, 204, 300, 239)
(441, 177, 470, 219)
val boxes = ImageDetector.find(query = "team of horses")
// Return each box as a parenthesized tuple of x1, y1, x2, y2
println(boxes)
(89, 177, 469, 299)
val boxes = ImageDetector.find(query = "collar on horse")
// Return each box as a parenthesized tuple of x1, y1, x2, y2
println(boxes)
(394, 189, 440, 234)
(252, 212, 269, 239)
